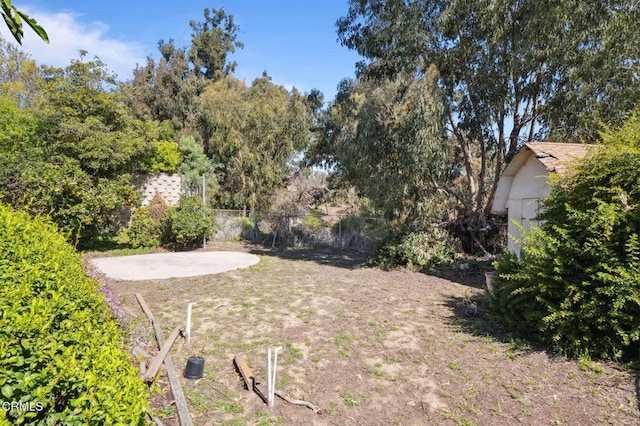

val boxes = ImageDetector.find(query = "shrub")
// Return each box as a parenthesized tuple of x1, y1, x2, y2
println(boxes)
(0, 203, 148, 424)
(161, 195, 214, 250)
(302, 213, 325, 231)
(235, 216, 255, 240)
(490, 130, 640, 360)
(118, 207, 161, 249)
(373, 228, 455, 271)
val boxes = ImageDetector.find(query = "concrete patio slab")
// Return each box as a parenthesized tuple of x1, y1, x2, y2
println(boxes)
(90, 251, 260, 281)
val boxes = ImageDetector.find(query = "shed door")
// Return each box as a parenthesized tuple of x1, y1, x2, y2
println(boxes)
(521, 198, 540, 230)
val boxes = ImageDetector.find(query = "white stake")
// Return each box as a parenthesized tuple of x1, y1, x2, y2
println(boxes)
(186, 302, 197, 343)
(266, 348, 272, 406)
(270, 346, 283, 407)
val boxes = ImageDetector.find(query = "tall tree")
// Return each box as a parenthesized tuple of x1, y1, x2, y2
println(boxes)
(128, 39, 202, 130)
(127, 7, 243, 132)
(315, 68, 454, 225)
(0, 35, 40, 106)
(336, 0, 640, 220)
(198, 73, 313, 215)
(38, 52, 153, 178)
(189, 7, 244, 80)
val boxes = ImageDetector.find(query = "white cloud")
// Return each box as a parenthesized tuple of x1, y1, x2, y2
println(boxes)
(0, 9, 146, 81)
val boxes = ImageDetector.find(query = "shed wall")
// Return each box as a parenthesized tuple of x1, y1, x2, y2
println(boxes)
(506, 159, 549, 254)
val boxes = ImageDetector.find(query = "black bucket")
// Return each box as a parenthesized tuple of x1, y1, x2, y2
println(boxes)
(184, 356, 205, 379)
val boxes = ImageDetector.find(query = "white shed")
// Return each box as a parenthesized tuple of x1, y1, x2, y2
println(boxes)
(491, 142, 593, 255)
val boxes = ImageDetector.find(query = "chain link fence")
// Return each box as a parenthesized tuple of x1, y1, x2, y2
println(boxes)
(211, 209, 388, 252)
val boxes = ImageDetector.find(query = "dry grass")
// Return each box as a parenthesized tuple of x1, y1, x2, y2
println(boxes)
(106, 243, 640, 426)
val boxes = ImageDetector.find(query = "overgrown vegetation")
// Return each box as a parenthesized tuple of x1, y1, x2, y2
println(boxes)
(119, 194, 214, 250)
(490, 109, 640, 360)
(373, 228, 456, 271)
(161, 195, 214, 250)
(0, 203, 148, 423)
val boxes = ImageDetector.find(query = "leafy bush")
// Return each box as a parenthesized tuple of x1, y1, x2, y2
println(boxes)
(373, 228, 455, 271)
(491, 127, 640, 360)
(0, 203, 148, 424)
(235, 216, 255, 240)
(118, 207, 161, 249)
(302, 213, 325, 231)
(161, 195, 214, 250)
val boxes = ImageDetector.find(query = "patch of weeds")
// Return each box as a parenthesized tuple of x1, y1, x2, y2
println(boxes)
(522, 406, 532, 416)
(324, 401, 337, 414)
(340, 390, 359, 407)
(335, 333, 354, 357)
(375, 385, 384, 394)
(578, 355, 604, 374)
(459, 401, 482, 416)
(503, 383, 523, 400)
(465, 384, 479, 399)
(154, 406, 175, 418)
(448, 360, 461, 371)
(387, 356, 402, 364)
(255, 409, 285, 425)
(590, 386, 603, 397)
(277, 372, 293, 388)
(442, 410, 476, 426)
(212, 400, 244, 414)
(283, 340, 303, 363)
(490, 403, 503, 414)
(311, 353, 322, 363)
(363, 364, 383, 378)
(506, 337, 530, 360)
(187, 390, 209, 414)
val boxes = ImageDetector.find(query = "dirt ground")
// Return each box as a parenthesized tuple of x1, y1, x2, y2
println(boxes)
(105, 242, 640, 426)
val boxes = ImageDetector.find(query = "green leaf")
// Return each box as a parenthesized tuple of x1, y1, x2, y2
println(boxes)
(16, 10, 49, 43)
(1, 384, 12, 398)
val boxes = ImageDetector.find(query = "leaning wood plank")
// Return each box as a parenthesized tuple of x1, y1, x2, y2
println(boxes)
(135, 294, 192, 426)
(233, 353, 254, 391)
(151, 318, 192, 426)
(135, 292, 155, 321)
(143, 327, 181, 382)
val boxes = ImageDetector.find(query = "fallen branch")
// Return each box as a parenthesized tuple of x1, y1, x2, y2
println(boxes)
(275, 390, 322, 414)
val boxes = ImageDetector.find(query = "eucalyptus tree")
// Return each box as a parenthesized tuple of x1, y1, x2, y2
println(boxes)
(336, 0, 640, 220)
(198, 73, 313, 215)
(315, 68, 454, 226)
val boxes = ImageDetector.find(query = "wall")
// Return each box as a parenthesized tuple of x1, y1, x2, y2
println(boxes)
(506, 158, 549, 254)
(137, 173, 182, 207)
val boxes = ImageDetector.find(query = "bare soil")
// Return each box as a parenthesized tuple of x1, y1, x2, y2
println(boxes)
(105, 242, 640, 426)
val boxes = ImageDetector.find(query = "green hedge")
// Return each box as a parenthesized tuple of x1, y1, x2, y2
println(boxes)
(0, 204, 148, 424)
(490, 140, 640, 360)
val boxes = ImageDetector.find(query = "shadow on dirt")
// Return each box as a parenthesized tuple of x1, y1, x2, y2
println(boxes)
(249, 245, 369, 270)
(441, 291, 544, 353)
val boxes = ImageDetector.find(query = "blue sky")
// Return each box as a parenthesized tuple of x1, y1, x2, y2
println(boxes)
(1, 1, 363, 101)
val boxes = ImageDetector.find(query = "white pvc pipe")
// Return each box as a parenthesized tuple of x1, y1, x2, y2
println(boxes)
(270, 346, 283, 407)
(266, 348, 272, 406)
(186, 302, 197, 343)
